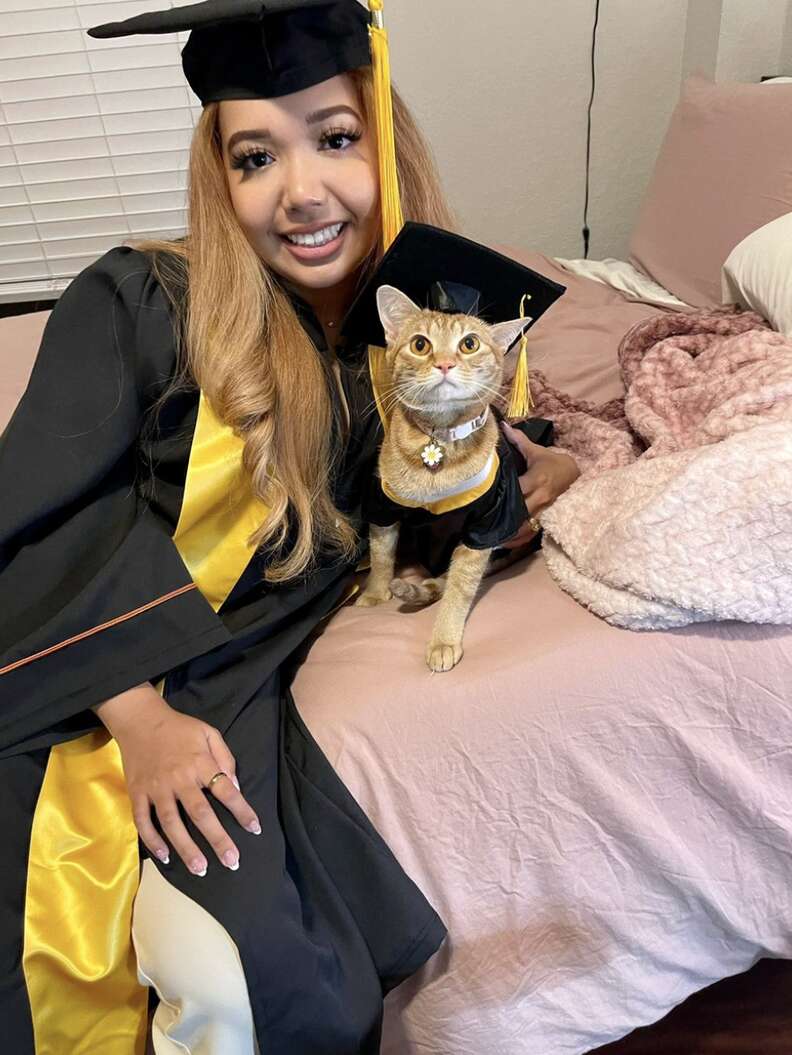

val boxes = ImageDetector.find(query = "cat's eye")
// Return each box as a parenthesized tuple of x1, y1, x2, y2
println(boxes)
(460, 335, 481, 354)
(410, 335, 432, 355)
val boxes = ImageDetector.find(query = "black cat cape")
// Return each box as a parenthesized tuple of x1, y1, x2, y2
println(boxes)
(0, 247, 446, 1055)
(364, 421, 553, 577)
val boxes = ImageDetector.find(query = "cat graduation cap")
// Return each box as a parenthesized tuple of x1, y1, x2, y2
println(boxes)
(343, 222, 567, 426)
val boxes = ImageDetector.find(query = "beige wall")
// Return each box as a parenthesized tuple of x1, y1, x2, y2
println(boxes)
(387, 0, 791, 261)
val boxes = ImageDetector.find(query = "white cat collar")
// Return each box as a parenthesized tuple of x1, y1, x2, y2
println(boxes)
(414, 407, 489, 443)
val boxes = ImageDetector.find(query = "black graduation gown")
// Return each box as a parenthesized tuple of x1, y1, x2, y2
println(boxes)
(0, 247, 446, 1054)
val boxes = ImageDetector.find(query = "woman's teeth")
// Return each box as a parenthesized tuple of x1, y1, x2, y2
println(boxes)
(285, 223, 344, 247)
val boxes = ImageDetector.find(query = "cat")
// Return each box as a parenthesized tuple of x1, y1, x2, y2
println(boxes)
(355, 284, 530, 673)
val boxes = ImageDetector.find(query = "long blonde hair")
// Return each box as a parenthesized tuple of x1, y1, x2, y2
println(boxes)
(133, 68, 454, 583)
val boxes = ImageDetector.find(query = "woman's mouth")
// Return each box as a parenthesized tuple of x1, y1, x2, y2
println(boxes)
(281, 222, 348, 262)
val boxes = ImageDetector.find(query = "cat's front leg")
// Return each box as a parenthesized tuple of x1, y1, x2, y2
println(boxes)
(356, 522, 400, 606)
(426, 544, 491, 672)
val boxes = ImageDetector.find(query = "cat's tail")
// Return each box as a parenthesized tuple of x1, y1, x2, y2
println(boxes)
(390, 576, 446, 605)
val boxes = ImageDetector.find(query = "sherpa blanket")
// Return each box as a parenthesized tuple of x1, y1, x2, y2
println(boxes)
(528, 309, 792, 630)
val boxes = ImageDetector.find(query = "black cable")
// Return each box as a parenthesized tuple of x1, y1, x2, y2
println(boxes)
(582, 0, 600, 259)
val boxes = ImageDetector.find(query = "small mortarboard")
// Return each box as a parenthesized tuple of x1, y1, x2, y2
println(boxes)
(342, 222, 566, 417)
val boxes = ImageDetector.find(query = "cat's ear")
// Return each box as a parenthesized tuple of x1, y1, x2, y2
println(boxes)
(376, 285, 422, 345)
(489, 318, 530, 354)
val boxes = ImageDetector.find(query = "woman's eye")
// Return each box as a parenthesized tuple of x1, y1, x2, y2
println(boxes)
(410, 336, 432, 355)
(231, 149, 274, 172)
(460, 335, 481, 353)
(319, 128, 362, 152)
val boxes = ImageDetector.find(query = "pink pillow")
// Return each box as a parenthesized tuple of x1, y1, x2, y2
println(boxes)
(628, 75, 792, 308)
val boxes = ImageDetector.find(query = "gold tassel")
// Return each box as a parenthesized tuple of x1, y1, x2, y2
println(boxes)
(368, 0, 404, 250)
(506, 293, 535, 420)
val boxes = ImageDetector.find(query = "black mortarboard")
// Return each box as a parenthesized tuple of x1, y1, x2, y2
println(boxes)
(343, 222, 566, 418)
(343, 222, 566, 348)
(87, 0, 371, 105)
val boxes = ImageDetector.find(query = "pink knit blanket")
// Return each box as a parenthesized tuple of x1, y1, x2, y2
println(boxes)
(531, 309, 792, 629)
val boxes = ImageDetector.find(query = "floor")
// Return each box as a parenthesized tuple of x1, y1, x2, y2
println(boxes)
(590, 957, 792, 1054)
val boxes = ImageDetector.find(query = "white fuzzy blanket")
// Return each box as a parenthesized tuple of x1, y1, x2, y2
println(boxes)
(530, 308, 792, 629)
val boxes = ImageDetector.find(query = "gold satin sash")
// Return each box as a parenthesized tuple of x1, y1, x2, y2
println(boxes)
(22, 732, 148, 1055)
(22, 391, 266, 1053)
(368, 344, 501, 515)
(172, 391, 270, 607)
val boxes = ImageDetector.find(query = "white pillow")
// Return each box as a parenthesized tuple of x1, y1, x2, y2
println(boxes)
(721, 211, 792, 337)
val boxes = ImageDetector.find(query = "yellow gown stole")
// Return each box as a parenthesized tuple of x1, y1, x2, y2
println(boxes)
(22, 392, 266, 1054)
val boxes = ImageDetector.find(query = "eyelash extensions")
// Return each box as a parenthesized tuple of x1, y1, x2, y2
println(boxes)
(229, 126, 363, 170)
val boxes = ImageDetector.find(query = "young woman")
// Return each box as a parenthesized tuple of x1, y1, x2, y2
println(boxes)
(0, 3, 580, 1053)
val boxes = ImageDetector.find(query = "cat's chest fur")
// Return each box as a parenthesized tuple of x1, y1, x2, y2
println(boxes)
(379, 407, 498, 505)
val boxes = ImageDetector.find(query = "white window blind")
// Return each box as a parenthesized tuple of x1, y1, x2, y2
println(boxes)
(0, 0, 201, 303)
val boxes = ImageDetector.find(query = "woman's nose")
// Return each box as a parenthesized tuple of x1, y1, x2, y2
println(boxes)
(282, 153, 327, 213)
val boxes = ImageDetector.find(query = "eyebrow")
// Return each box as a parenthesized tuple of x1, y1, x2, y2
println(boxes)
(226, 105, 362, 153)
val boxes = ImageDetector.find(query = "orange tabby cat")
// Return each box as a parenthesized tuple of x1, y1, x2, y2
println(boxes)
(356, 284, 529, 672)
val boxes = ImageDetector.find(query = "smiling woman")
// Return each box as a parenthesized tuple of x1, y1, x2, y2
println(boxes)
(0, 3, 583, 1053)
(220, 82, 380, 309)
(0, 4, 459, 1055)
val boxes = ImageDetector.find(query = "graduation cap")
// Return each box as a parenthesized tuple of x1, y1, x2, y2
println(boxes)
(342, 222, 567, 418)
(88, 1, 369, 104)
(88, 0, 404, 245)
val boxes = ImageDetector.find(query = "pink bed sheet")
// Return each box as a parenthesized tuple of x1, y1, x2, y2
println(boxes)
(292, 255, 792, 1053)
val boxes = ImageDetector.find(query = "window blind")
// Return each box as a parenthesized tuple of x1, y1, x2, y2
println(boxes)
(0, 0, 201, 303)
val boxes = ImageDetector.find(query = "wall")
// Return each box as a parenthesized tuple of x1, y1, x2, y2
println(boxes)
(388, 0, 689, 259)
(388, 0, 792, 261)
(716, 0, 790, 81)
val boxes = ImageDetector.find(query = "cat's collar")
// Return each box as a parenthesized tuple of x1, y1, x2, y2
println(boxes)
(410, 406, 490, 443)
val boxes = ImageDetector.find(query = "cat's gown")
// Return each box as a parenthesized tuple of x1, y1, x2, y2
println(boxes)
(0, 247, 446, 1055)
(364, 421, 553, 577)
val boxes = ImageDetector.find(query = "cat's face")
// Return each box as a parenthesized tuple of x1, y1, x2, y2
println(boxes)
(376, 285, 528, 416)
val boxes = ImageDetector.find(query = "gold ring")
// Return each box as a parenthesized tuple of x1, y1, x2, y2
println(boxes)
(528, 516, 541, 533)
(207, 772, 227, 789)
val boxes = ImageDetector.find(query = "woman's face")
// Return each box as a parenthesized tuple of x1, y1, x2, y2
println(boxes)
(219, 75, 379, 300)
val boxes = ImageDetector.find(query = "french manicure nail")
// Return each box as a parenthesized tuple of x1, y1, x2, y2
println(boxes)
(232, 775, 240, 791)
(247, 821, 262, 835)
(190, 858, 207, 876)
(223, 849, 239, 869)
(156, 849, 170, 864)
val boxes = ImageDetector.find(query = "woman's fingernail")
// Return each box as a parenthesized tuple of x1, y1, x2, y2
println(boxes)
(247, 821, 262, 835)
(231, 775, 240, 791)
(155, 849, 170, 864)
(223, 850, 239, 870)
(190, 858, 207, 876)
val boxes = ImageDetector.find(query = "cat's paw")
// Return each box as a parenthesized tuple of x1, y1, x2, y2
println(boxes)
(390, 577, 443, 605)
(426, 640, 463, 672)
(355, 588, 392, 607)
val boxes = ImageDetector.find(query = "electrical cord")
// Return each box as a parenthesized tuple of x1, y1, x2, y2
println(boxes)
(582, 0, 600, 258)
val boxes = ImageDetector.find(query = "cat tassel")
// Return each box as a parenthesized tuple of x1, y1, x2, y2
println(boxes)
(368, 0, 404, 250)
(506, 293, 535, 420)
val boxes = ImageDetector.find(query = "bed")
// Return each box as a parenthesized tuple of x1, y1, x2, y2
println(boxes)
(2, 75, 792, 1055)
(295, 76, 792, 1053)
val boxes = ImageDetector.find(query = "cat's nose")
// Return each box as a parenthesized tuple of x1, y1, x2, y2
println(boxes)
(435, 362, 457, 375)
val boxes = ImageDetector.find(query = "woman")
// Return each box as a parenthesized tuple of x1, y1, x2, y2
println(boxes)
(0, 2, 580, 1053)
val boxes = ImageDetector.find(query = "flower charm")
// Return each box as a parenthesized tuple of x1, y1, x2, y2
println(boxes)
(421, 441, 445, 469)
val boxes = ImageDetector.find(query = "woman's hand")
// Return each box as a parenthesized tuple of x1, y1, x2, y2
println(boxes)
(95, 684, 261, 876)
(500, 421, 581, 550)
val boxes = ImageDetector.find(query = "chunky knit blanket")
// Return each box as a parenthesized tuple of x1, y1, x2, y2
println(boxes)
(530, 309, 792, 630)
